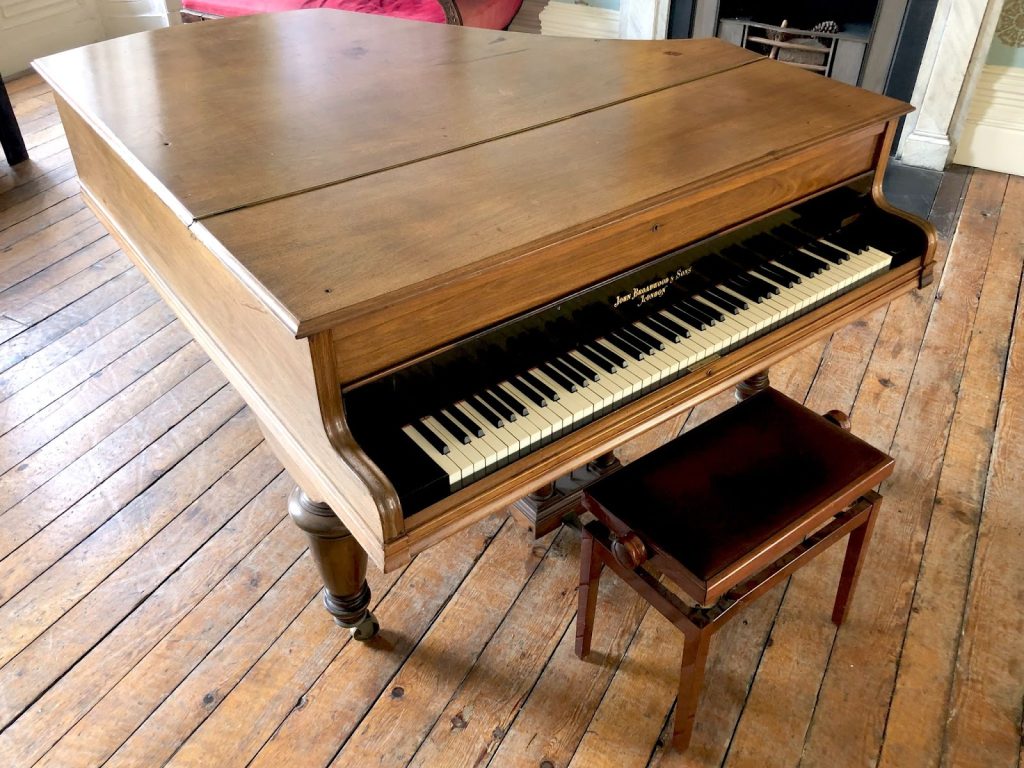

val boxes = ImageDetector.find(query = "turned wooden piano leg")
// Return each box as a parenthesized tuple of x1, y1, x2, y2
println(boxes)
(288, 487, 379, 641)
(736, 370, 770, 401)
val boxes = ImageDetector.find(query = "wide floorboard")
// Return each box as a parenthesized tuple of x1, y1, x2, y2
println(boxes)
(1, 73, 1022, 768)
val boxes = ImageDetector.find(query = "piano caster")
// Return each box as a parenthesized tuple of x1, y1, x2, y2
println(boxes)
(736, 370, 770, 402)
(288, 487, 379, 641)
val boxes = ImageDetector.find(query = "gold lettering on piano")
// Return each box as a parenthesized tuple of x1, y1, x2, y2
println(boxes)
(612, 267, 693, 308)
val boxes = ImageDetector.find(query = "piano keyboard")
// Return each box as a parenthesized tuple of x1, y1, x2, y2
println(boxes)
(373, 231, 892, 508)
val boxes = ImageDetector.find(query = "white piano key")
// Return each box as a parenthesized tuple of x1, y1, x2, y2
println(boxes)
(402, 424, 462, 486)
(453, 402, 510, 466)
(423, 415, 486, 477)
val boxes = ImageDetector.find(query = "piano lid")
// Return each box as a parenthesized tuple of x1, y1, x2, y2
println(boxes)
(33, 9, 757, 221)
(196, 57, 910, 339)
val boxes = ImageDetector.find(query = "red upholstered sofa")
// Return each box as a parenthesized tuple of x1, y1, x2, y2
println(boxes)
(181, 0, 523, 30)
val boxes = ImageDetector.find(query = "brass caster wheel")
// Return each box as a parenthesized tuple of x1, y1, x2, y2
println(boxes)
(348, 611, 380, 642)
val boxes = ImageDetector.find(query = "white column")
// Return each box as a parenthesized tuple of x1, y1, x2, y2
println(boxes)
(897, 0, 1005, 170)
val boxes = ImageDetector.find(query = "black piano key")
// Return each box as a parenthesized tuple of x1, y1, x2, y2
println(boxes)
(552, 357, 588, 387)
(450, 404, 485, 438)
(594, 340, 628, 368)
(679, 296, 721, 324)
(724, 277, 765, 303)
(669, 303, 707, 330)
(742, 272, 781, 296)
(563, 353, 601, 381)
(542, 362, 577, 393)
(628, 324, 664, 351)
(775, 251, 824, 278)
(655, 312, 693, 340)
(578, 344, 617, 374)
(644, 314, 684, 342)
(755, 261, 800, 286)
(804, 238, 850, 263)
(469, 395, 504, 428)
(772, 224, 812, 249)
(510, 377, 547, 408)
(492, 385, 530, 416)
(608, 331, 646, 361)
(522, 370, 558, 401)
(706, 286, 746, 312)
(412, 419, 450, 455)
(828, 228, 865, 254)
(480, 390, 516, 422)
(434, 410, 471, 445)
(746, 233, 788, 260)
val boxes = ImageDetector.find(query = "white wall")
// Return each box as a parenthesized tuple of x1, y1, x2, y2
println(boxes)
(0, 0, 176, 76)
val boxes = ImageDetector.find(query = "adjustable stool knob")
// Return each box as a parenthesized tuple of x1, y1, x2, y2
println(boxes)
(612, 532, 648, 569)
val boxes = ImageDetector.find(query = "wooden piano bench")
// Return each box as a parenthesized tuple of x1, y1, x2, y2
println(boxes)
(575, 388, 894, 752)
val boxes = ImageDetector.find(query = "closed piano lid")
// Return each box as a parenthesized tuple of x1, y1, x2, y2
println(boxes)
(196, 56, 910, 339)
(33, 9, 758, 221)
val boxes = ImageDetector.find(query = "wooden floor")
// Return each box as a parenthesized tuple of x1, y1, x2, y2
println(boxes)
(1, 72, 1022, 768)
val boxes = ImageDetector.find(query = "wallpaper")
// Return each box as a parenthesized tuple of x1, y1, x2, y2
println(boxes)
(988, 0, 1024, 67)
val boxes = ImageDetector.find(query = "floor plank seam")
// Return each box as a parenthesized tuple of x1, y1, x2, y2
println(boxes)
(398, 524, 566, 768)
(0, 290, 176, 409)
(0, 229, 112, 306)
(0, 186, 80, 236)
(0, 393, 244, 613)
(72, 493, 302, 767)
(156, 590, 327, 768)
(0, 297, 175, 405)
(932, 241, 1024, 768)
(721, 577, 795, 768)
(307, 516, 515, 768)
(862, 173, 1008, 768)
(0, 416, 262, 688)
(0, 333, 196, 484)
(1, 255, 135, 331)
(0, 374, 232, 534)
(483, 594, 606, 767)
(0, 274, 156, 374)
(0, 312, 180, 433)
(9, 473, 291, 764)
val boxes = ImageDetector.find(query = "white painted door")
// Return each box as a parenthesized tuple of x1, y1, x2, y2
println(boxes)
(954, 1, 1024, 176)
(0, 0, 105, 75)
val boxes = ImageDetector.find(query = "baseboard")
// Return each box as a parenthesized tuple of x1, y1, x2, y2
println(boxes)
(953, 64, 1024, 175)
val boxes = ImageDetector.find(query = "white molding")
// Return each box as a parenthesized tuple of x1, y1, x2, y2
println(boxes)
(896, 0, 1005, 171)
(953, 64, 1024, 175)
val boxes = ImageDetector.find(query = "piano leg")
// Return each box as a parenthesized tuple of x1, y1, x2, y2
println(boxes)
(736, 370, 770, 401)
(288, 487, 380, 641)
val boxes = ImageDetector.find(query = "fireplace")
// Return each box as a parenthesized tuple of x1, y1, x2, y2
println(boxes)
(670, 0, 938, 98)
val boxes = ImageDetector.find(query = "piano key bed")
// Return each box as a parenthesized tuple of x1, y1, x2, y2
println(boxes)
(347, 181, 928, 515)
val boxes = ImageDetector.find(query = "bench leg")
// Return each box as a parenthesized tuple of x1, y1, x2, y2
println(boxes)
(575, 527, 605, 658)
(673, 626, 712, 751)
(832, 492, 882, 626)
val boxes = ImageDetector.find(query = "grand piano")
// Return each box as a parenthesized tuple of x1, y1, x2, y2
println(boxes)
(34, 10, 935, 640)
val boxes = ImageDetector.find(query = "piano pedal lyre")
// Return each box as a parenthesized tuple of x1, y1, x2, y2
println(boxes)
(512, 452, 622, 537)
